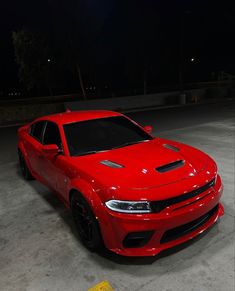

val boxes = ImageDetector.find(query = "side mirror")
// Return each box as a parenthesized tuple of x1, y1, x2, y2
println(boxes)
(42, 144, 61, 155)
(143, 125, 153, 134)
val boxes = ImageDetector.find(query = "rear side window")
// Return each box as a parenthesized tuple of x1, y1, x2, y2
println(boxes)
(43, 122, 62, 149)
(30, 121, 46, 143)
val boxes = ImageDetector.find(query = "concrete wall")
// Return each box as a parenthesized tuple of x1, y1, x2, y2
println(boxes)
(0, 86, 233, 126)
(67, 92, 172, 112)
(66, 87, 232, 112)
(0, 103, 64, 125)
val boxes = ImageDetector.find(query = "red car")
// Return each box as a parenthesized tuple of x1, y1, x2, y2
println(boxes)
(18, 110, 224, 256)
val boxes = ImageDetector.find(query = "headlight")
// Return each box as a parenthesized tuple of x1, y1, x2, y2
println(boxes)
(105, 200, 152, 213)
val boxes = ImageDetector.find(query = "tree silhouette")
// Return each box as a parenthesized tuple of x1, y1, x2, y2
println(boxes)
(12, 28, 53, 95)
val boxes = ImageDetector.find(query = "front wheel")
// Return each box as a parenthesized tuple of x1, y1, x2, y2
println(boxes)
(71, 192, 103, 251)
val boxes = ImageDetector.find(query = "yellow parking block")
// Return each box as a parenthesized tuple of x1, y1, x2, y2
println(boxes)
(88, 280, 114, 291)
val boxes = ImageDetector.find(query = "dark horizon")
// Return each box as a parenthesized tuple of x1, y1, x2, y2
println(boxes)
(1, 0, 235, 97)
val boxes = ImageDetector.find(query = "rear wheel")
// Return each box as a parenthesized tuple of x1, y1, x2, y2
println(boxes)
(18, 150, 34, 180)
(71, 192, 103, 251)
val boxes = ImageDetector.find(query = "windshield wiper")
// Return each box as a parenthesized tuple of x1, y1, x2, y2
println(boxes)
(111, 139, 150, 150)
(75, 149, 109, 156)
(74, 140, 150, 156)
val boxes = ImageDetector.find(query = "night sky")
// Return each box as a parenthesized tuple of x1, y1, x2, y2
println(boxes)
(1, 0, 235, 96)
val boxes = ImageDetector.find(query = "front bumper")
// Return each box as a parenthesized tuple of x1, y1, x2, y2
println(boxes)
(98, 175, 224, 256)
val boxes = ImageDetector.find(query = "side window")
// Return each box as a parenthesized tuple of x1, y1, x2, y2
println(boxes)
(30, 121, 46, 143)
(43, 122, 62, 149)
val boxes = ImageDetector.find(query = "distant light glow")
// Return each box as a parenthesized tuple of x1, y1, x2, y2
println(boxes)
(47, 59, 51, 62)
(191, 58, 195, 62)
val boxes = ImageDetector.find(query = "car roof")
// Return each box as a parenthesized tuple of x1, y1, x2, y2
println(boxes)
(35, 110, 123, 126)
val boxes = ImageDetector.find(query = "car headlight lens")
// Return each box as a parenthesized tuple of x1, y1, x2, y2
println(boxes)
(105, 200, 152, 213)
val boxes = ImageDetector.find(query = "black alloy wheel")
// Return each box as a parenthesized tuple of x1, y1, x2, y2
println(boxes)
(71, 192, 102, 251)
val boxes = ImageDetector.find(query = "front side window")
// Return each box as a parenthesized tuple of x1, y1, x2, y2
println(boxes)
(30, 121, 46, 143)
(43, 122, 62, 149)
(63, 116, 152, 156)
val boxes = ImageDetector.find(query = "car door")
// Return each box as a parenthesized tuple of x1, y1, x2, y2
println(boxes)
(41, 121, 68, 196)
(26, 121, 47, 178)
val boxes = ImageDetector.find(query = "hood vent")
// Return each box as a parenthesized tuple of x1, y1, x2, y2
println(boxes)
(100, 160, 124, 168)
(163, 144, 179, 152)
(156, 160, 185, 173)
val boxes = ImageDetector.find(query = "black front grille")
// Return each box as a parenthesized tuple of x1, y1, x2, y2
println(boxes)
(160, 204, 219, 243)
(150, 178, 215, 213)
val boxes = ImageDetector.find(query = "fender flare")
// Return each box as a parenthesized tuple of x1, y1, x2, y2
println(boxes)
(68, 178, 114, 247)
(68, 178, 104, 218)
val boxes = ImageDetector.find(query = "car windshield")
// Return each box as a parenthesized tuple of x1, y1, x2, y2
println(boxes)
(63, 116, 153, 156)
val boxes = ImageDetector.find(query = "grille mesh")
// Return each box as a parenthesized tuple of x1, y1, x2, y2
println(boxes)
(150, 178, 215, 213)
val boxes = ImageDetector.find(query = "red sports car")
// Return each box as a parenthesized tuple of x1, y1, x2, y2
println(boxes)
(18, 110, 224, 256)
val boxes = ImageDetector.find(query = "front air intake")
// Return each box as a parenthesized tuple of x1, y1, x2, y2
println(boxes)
(160, 204, 219, 243)
(156, 160, 185, 173)
(123, 230, 154, 248)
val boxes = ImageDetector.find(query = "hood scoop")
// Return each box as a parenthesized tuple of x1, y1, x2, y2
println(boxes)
(163, 143, 179, 152)
(100, 160, 124, 168)
(156, 160, 185, 173)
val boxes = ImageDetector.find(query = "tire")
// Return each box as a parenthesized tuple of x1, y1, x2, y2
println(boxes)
(71, 192, 103, 251)
(18, 150, 34, 180)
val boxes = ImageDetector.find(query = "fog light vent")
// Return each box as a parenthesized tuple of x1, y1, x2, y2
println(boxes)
(123, 230, 154, 248)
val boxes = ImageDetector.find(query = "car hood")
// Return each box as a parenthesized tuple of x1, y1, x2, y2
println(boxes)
(72, 138, 215, 192)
